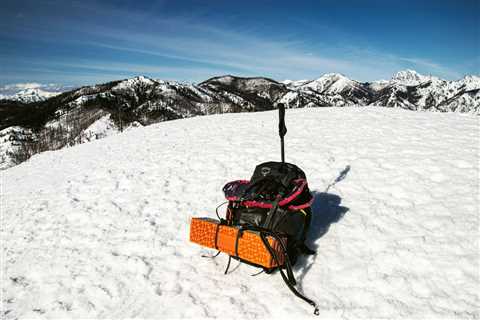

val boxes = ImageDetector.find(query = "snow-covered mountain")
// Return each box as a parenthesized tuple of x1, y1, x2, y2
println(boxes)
(282, 73, 373, 106)
(391, 69, 432, 85)
(280, 70, 480, 112)
(7, 88, 60, 103)
(0, 75, 285, 169)
(0, 71, 478, 169)
(369, 70, 480, 112)
(3, 108, 478, 318)
(200, 75, 287, 110)
(0, 83, 71, 103)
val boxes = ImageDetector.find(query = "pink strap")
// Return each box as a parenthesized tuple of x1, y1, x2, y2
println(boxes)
(224, 179, 311, 210)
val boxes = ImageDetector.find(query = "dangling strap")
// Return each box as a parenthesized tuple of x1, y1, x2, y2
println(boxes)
(251, 269, 265, 277)
(271, 233, 296, 285)
(239, 225, 295, 285)
(201, 251, 221, 258)
(224, 226, 244, 276)
(259, 231, 319, 315)
(224, 256, 232, 275)
(214, 221, 235, 275)
(263, 199, 280, 229)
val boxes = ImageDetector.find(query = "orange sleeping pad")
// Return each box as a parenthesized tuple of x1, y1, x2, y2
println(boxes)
(189, 217, 286, 268)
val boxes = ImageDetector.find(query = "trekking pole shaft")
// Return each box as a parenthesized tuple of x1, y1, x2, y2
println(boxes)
(280, 136, 285, 163)
(278, 103, 287, 163)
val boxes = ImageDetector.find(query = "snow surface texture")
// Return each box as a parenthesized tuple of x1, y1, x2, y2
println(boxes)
(73, 115, 119, 144)
(2, 108, 479, 319)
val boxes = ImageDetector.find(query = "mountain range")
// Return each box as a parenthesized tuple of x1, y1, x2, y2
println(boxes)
(1, 70, 478, 169)
(0, 83, 73, 103)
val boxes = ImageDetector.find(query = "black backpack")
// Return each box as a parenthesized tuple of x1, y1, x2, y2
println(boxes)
(223, 161, 314, 266)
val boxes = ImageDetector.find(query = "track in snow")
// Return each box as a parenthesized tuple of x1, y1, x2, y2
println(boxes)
(2, 107, 479, 319)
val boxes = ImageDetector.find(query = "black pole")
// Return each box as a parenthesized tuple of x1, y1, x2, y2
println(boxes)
(281, 136, 285, 163)
(278, 103, 287, 163)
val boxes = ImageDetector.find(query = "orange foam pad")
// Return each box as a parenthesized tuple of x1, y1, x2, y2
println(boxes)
(190, 217, 285, 268)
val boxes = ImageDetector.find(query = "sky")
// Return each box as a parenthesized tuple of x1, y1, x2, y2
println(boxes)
(0, 0, 478, 86)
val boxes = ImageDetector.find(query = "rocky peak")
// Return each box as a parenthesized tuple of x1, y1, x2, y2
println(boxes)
(392, 70, 426, 85)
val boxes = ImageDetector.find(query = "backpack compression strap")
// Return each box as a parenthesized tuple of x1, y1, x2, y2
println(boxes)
(224, 179, 312, 210)
(260, 233, 319, 315)
(239, 225, 319, 315)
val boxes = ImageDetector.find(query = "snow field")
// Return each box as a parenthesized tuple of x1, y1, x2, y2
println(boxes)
(2, 107, 479, 319)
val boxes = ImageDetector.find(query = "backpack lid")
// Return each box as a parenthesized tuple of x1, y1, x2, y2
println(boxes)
(222, 161, 312, 210)
(250, 161, 306, 189)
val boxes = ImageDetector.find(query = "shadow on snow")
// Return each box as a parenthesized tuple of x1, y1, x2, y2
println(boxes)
(294, 166, 351, 289)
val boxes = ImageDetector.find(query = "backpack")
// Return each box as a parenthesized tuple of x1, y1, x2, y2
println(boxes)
(223, 161, 315, 266)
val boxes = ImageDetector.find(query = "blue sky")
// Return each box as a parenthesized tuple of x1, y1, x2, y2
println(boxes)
(1, 0, 478, 85)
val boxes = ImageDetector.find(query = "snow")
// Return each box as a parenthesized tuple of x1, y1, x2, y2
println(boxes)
(74, 115, 119, 144)
(301, 73, 356, 94)
(67, 93, 114, 108)
(206, 75, 237, 85)
(392, 70, 430, 85)
(2, 88, 60, 103)
(280, 73, 373, 107)
(283, 79, 310, 87)
(112, 76, 155, 92)
(282, 70, 480, 112)
(279, 91, 301, 106)
(2, 107, 479, 319)
(460, 75, 480, 91)
(203, 76, 283, 96)
(0, 83, 72, 103)
(368, 80, 390, 91)
(0, 127, 33, 170)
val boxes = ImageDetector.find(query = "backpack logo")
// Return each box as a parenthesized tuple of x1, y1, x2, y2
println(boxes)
(261, 167, 271, 176)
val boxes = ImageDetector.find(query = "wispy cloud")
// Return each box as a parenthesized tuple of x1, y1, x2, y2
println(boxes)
(1, 83, 43, 90)
(0, 0, 468, 85)
(397, 57, 461, 79)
